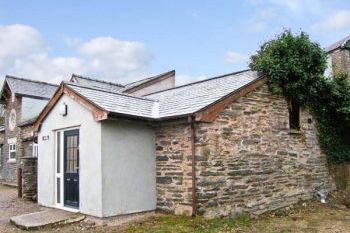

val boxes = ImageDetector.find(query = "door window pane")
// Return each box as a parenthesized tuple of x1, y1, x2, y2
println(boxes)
(57, 132, 61, 173)
(57, 177, 61, 203)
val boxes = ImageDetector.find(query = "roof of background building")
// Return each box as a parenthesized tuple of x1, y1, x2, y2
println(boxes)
(2, 75, 58, 99)
(326, 35, 350, 53)
(70, 70, 175, 94)
(70, 74, 125, 93)
(63, 69, 260, 119)
(121, 70, 175, 93)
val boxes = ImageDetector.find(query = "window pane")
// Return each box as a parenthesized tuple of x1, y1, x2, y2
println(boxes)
(57, 132, 61, 173)
(10, 151, 16, 159)
(57, 177, 60, 203)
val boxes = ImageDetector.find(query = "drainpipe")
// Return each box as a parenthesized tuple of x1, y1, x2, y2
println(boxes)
(188, 115, 197, 216)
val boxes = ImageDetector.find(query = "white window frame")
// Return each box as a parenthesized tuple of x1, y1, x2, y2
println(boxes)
(32, 143, 38, 158)
(8, 143, 16, 162)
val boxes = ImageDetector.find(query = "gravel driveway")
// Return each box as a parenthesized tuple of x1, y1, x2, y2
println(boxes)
(0, 184, 41, 232)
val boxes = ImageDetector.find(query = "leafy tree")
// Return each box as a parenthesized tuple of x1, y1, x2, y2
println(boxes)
(250, 30, 350, 163)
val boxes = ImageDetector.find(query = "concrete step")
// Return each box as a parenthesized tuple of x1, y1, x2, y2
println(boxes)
(10, 209, 85, 230)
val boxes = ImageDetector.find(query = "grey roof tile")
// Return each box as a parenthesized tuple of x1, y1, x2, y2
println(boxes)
(326, 35, 350, 52)
(5, 76, 58, 99)
(70, 74, 125, 93)
(66, 82, 156, 119)
(146, 70, 260, 118)
(63, 70, 260, 120)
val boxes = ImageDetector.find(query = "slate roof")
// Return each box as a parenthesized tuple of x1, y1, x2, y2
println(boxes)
(147, 70, 260, 118)
(70, 74, 125, 93)
(121, 70, 175, 93)
(3, 75, 58, 99)
(63, 69, 260, 120)
(71, 70, 175, 94)
(326, 35, 350, 53)
(66, 82, 157, 119)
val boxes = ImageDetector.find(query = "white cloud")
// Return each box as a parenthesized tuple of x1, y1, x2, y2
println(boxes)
(0, 24, 151, 84)
(312, 10, 350, 33)
(79, 37, 150, 82)
(225, 51, 249, 64)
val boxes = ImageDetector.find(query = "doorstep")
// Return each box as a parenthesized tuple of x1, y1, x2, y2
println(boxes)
(0, 181, 17, 188)
(10, 208, 85, 230)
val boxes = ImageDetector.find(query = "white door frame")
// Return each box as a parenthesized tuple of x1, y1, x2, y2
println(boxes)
(54, 126, 80, 212)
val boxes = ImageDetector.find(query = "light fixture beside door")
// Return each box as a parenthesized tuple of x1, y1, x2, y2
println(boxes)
(59, 103, 67, 116)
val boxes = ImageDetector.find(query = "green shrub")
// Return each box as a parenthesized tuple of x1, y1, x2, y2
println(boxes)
(250, 30, 350, 163)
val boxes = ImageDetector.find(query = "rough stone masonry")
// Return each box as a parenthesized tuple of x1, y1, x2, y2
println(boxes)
(155, 84, 333, 218)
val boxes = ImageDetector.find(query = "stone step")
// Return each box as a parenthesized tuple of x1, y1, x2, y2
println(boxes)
(10, 209, 85, 230)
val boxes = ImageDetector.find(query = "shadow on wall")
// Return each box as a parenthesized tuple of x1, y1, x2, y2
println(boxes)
(329, 163, 350, 206)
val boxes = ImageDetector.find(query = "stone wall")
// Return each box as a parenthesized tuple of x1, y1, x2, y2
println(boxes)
(0, 90, 36, 184)
(155, 120, 193, 215)
(155, 84, 333, 218)
(329, 48, 350, 77)
(195, 84, 332, 217)
(0, 95, 22, 183)
(20, 157, 37, 200)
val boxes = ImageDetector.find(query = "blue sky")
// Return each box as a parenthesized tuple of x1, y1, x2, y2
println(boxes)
(0, 0, 349, 85)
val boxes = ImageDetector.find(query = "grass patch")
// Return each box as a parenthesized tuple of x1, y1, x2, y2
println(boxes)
(121, 213, 252, 233)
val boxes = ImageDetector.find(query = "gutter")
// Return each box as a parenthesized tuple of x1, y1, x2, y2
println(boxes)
(188, 115, 197, 216)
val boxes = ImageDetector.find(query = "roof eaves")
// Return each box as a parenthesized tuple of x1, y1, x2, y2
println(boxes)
(194, 75, 267, 121)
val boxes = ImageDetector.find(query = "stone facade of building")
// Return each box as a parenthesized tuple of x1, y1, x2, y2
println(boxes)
(328, 48, 350, 76)
(155, 84, 333, 218)
(0, 93, 36, 184)
(155, 120, 194, 215)
(0, 95, 23, 183)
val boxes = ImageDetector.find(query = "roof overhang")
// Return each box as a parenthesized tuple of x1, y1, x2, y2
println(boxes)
(33, 83, 109, 132)
(194, 76, 268, 122)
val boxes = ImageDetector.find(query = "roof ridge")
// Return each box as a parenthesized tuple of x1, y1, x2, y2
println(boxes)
(145, 69, 252, 96)
(71, 74, 125, 87)
(5, 75, 59, 87)
(65, 81, 156, 102)
(124, 70, 175, 86)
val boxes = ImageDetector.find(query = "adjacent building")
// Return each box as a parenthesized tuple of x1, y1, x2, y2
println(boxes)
(325, 35, 350, 77)
(0, 76, 58, 184)
(0, 70, 175, 187)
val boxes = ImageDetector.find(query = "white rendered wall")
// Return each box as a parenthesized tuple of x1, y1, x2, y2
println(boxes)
(101, 120, 156, 217)
(37, 94, 103, 217)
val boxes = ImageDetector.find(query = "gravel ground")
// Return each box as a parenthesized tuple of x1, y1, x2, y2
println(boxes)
(1, 184, 350, 232)
(0, 184, 41, 232)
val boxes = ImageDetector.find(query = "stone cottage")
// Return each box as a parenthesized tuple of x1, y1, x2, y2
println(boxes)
(326, 35, 350, 77)
(33, 69, 332, 218)
(0, 76, 58, 188)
